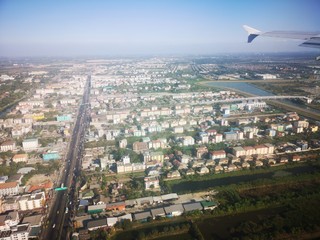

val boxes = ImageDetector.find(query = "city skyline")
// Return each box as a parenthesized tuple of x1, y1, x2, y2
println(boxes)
(0, 0, 319, 57)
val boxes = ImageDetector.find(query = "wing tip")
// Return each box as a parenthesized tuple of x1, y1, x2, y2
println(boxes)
(243, 25, 261, 43)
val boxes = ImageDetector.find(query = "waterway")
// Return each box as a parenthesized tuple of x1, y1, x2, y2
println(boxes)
(170, 164, 319, 194)
(206, 82, 275, 96)
(206, 81, 320, 118)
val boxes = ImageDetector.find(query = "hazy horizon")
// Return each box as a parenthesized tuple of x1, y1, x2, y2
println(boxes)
(0, 0, 319, 57)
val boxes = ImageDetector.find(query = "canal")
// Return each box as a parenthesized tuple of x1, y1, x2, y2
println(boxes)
(169, 164, 319, 194)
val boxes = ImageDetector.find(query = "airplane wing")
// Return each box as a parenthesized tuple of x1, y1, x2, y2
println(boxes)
(243, 25, 320, 49)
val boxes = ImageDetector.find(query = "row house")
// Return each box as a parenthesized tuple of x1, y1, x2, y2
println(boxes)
(11, 125, 32, 137)
(0, 182, 19, 197)
(182, 136, 195, 146)
(0, 141, 16, 152)
(18, 192, 45, 211)
(132, 142, 148, 153)
(144, 177, 160, 190)
(143, 152, 164, 164)
(210, 150, 226, 160)
(12, 154, 28, 163)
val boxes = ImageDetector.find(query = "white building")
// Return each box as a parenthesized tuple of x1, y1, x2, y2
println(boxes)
(182, 136, 195, 146)
(18, 192, 45, 211)
(0, 182, 19, 197)
(144, 176, 160, 190)
(22, 138, 38, 151)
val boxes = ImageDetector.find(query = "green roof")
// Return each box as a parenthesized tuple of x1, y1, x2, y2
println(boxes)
(200, 200, 217, 207)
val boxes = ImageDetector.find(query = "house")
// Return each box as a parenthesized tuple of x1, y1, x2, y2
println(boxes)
(292, 155, 301, 162)
(144, 176, 160, 190)
(133, 211, 152, 222)
(182, 136, 195, 146)
(0, 211, 19, 231)
(136, 197, 153, 206)
(183, 202, 203, 213)
(200, 200, 218, 210)
(117, 214, 132, 222)
(198, 166, 209, 175)
(87, 204, 106, 214)
(167, 170, 181, 179)
(22, 214, 43, 238)
(42, 151, 60, 161)
(196, 146, 208, 159)
(205, 159, 215, 167)
(216, 158, 228, 165)
(210, 150, 226, 160)
(1, 196, 20, 212)
(254, 145, 269, 155)
(87, 218, 108, 231)
(107, 217, 118, 227)
(241, 161, 251, 168)
(105, 202, 126, 212)
(228, 164, 238, 171)
(232, 147, 245, 157)
(150, 207, 166, 219)
(161, 193, 179, 202)
(255, 160, 264, 167)
(143, 151, 164, 164)
(132, 142, 148, 153)
(214, 165, 223, 173)
(186, 169, 195, 176)
(9, 224, 30, 240)
(243, 146, 256, 156)
(164, 204, 184, 217)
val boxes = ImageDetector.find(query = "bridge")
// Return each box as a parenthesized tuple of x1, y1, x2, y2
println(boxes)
(208, 95, 312, 104)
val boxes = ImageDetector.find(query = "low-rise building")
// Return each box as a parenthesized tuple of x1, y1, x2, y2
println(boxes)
(12, 154, 28, 163)
(0, 140, 16, 152)
(0, 182, 19, 197)
(22, 138, 38, 151)
(164, 204, 184, 217)
(18, 192, 45, 211)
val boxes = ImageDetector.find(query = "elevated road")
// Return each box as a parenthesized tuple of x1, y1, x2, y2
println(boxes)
(41, 76, 90, 240)
(206, 95, 312, 104)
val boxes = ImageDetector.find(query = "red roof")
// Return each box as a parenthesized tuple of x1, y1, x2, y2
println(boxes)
(0, 182, 18, 189)
(28, 181, 53, 193)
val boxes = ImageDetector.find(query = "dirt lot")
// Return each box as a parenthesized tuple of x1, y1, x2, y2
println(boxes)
(26, 174, 54, 185)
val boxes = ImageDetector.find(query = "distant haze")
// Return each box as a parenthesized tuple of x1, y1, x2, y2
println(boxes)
(0, 0, 319, 57)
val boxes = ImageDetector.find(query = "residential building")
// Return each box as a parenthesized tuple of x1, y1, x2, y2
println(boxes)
(18, 192, 45, 211)
(183, 202, 203, 212)
(0, 182, 19, 197)
(119, 139, 127, 148)
(144, 176, 160, 190)
(0, 141, 16, 152)
(182, 136, 194, 146)
(42, 151, 60, 161)
(164, 204, 184, 217)
(232, 147, 245, 157)
(150, 207, 166, 219)
(12, 154, 28, 163)
(22, 139, 38, 151)
(132, 142, 148, 153)
(210, 150, 226, 160)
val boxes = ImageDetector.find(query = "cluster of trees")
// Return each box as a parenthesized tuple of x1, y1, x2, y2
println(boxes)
(134, 222, 192, 240)
(229, 194, 320, 240)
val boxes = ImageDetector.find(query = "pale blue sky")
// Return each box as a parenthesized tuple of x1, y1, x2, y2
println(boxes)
(0, 0, 319, 56)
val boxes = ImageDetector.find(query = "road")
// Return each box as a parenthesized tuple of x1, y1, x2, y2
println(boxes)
(41, 76, 91, 240)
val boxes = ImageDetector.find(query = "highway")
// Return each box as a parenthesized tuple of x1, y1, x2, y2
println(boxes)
(41, 76, 91, 240)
